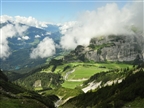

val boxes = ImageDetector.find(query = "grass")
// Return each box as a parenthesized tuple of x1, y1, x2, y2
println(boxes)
(40, 62, 132, 89)
(44, 87, 82, 100)
(95, 62, 132, 69)
(0, 98, 47, 108)
(40, 65, 53, 73)
(68, 66, 108, 79)
(29, 39, 40, 46)
(62, 81, 83, 89)
(65, 62, 132, 80)
(34, 87, 43, 91)
(54, 56, 64, 60)
(124, 98, 144, 108)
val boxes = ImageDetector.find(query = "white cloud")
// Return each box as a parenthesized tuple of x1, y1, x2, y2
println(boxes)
(0, 24, 28, 59)
(0, 15, 13, 23)
(30, 37, 55, 59)
(15, 23, 28, 35)
(22, 36, 30, 40)
(46, 32, 51, 35)
(35, 35, 41, 38)
(60, 2, 143, 50)
(59, 21, 77, 34)
(14, 16, 48, 28)
(0, 40, 11, 59)
(0, 15, 54, 59)
(0, 15, 49, 28)
(17, 37, 22, 40)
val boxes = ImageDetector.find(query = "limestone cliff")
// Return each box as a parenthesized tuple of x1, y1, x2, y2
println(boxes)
(64, 34, 144, 62)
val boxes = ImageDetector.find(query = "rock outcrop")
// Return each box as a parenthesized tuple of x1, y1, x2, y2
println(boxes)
(64, 34, 144, 62)
(33, 80, 41, 88)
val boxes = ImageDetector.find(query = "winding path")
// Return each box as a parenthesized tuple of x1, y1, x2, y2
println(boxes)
(64, 69, 75, 80)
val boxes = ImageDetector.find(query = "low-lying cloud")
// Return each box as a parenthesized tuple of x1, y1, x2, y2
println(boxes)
(30, 37, 55, 59)
(0, 24, 28, 59)
(1, 1, 143, 60)
(1, 15, 48, 28)
(22, 36, 30, 40)
(35, 35, 41, 38)
(0, 15, 49, 59)
(14, 16, 48, 28)
(60, 1, 143, 50)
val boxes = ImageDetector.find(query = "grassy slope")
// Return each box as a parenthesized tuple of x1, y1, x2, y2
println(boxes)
(123, 98, 144, 108)
(68, 66, 108, 79)
(61, 62, 132, 89)
(0, 69, 56, 108)
(0, 81, 55, 108)
(61, 66, 144, 108)
(43, 87, 83, 100)
(0, 98, 47, 108)
(62, 81, 83, 89)
(40, 62, 132, 89)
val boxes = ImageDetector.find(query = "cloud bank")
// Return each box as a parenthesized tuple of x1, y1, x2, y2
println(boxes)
(1, 1, 143, 60)
(35, 35, 41, 38)
(22, 36, 30, 40)
(0, 24, 28, 59)
(1, 15, 48, 28)
(60, 2, 143, 50)
(0, 15, 49, 59)
(30, 37, 55, 59)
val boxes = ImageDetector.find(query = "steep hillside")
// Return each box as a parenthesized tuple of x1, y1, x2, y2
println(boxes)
(15, 58, 132, 90)
(10, 60, 64, 89)
(15, 72, 64, 90)
(61, 63, 144, 108)
(0, 69, 57, 108)
(64, 34, 144, 63)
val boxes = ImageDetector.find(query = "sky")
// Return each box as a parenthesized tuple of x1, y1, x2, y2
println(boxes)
(0, 0, 143, 59)
(0, 0, 132, 23)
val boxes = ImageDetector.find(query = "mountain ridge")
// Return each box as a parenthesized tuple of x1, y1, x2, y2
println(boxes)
(64, 34, 144, 63)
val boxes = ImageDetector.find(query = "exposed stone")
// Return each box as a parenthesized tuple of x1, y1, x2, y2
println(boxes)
(64, 35, 144, 62)
(33, 80, 41, 87)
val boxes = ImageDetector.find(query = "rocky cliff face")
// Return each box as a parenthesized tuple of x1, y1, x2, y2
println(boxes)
(64, 34, 144, 62)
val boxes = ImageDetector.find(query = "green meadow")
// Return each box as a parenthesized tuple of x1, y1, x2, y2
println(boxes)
(62, 81, 83, 89)
(41, 62, 132, 89)
(68, 66, 108, 79)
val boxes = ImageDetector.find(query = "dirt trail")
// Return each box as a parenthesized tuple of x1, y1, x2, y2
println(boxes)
(64, 69, 75, 80)
(67, 78, 88, 82)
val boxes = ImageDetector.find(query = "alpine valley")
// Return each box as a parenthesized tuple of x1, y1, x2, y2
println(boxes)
(1, 4, 144, 107)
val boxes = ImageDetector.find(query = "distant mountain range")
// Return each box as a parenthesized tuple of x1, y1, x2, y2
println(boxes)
(1, 20, 144, 73)
(0, 21, 64, 72)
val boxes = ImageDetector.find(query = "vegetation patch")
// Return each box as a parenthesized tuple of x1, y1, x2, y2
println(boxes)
(61, 65, 144, 108)
(62, 81, 83, 89)
(43, 87, 83, 100)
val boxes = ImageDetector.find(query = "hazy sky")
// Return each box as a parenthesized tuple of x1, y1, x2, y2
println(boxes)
(1, 0, 132, 23)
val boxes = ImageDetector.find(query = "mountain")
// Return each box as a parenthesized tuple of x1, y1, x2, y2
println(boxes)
(0, 21, 64, 72)
(7, 24, 61, 50)
(0, 69, 58, 108)
(15, 71, 64, 90)
(1, 20, 144, 108)
(64, 34, 144, 63)
(62, 63, 144, 108)
(12, 33, 144, 91)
